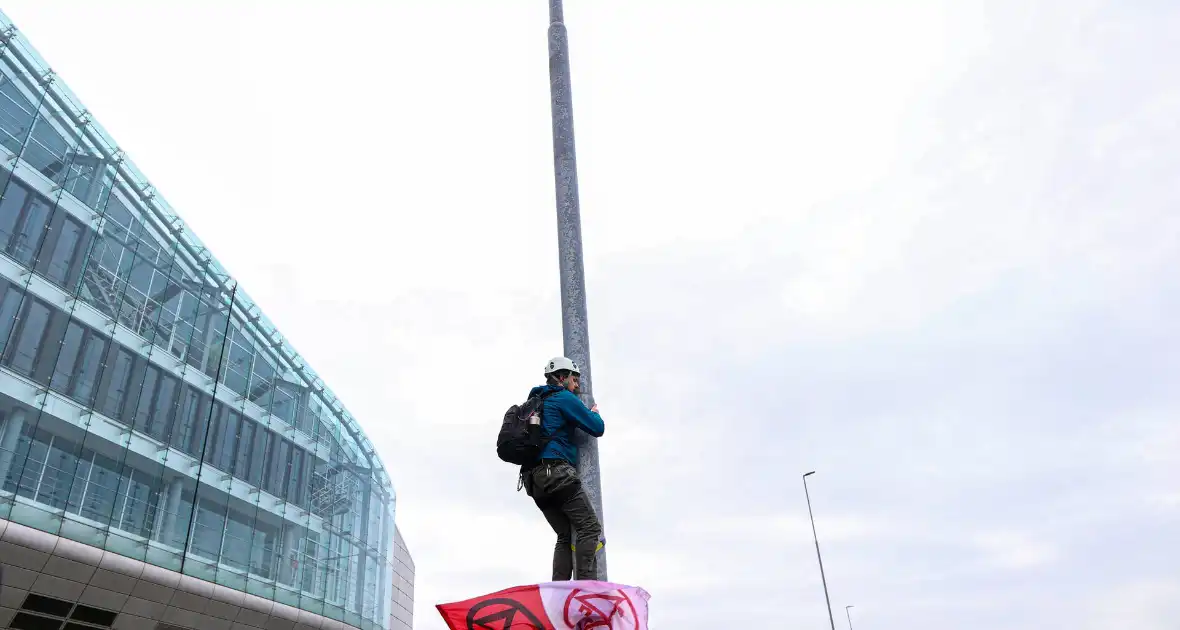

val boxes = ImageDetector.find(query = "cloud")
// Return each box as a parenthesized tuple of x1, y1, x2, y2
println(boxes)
(3, 0, 1178, 628)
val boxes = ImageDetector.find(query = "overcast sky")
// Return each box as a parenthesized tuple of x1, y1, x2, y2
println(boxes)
(5, 0, 1178, 628)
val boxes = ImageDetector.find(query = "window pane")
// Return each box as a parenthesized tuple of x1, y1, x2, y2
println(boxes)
(7, 298, 50, 375)
(66, 453, 92, 517)
(191, 499, 226, 560)
(0, 71, 36, 153)
(273, 383, 298, 426)
(99, 349, 134, 420)
(23, 115, 72, 184)
(223, 509, 252, 571)
(50, 322, 84, 393)
(61, 152, 100, 204)
(9, 196, 51, 266)
(202, 402, 223, 466)
(247, 426, 269, 488)
(171, 387, 210, 456)
(37, 435, 80, 511)
(266, 438, 291, 497)
(213, 408, 239, 473)
(287, 447, 306, 508)
(115, 468, 159, 538)
(0, 284, 24, 356)
(234, 420, 255, 481)
(251, 519, 279, 580)
(249, 355, 277, 411)
(70, 331, 107, 405)
(2, 421, 31, 494)
(45, 215, 82, 285)
(0, 178, 29, 247)
(7, 426, 48, 499)
(149, 374, 177, 442)
(80, 451, 120, 525)
(132, 365, 159, 435)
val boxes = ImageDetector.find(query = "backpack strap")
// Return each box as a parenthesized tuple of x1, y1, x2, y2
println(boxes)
(518, 388, 564, 491)
(533, 387, 563, 440)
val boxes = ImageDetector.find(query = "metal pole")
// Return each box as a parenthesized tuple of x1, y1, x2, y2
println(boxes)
(548, 0, 607, 581)
(845, 605, 855, 630)
(803, 471, 836, 630)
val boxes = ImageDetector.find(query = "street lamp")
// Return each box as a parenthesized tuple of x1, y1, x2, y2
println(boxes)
(845, 605, 855, 630)
(803, 471, 836, 630)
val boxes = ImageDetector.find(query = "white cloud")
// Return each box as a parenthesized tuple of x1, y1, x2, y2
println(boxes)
(3, 0, 1178, 628)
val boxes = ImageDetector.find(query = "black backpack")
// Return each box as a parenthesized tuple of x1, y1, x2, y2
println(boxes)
(497, 389, 561, 466)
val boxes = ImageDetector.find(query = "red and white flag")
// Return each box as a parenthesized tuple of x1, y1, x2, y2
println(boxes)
(436, 580, 651, 629)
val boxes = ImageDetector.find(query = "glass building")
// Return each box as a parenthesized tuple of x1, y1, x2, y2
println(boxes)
(0, 10, 412, 630)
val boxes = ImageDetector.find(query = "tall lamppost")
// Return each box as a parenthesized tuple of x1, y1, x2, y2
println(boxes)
(547, 0, 606, 580)
(803, 471, 836, 630)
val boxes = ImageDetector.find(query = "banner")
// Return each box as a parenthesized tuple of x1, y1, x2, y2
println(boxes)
(437, 580, 651, 630)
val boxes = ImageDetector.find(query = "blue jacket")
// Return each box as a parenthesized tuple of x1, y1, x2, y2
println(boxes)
(529, 384, 605, 466)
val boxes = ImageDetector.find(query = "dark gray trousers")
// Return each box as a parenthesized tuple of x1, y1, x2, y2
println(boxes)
(525, 459, 602, 581)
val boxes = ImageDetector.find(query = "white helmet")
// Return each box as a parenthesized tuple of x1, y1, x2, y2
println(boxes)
(544, 356, 580, 376)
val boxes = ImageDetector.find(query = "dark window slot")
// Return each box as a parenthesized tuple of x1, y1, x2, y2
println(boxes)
(69, 605, 118, 627)
(21, 593, 73, 617)
(10, 612, 66, 630)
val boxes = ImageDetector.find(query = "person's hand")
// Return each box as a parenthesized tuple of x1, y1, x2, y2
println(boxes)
(590, 404, 599, 413)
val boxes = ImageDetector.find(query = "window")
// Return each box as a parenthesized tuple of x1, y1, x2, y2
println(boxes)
(246, 426, 269, 488)
(149, 374, 178, 442)
(0, 178, 30, 246)
(99, 348, 134, 420)
(61, 153, 101, 205)
(67, 454, 92, 515)
(0, 71, 36, 153)
(8, 196, 52, 266)
(131, 365, 159, 435)
(0, 283, 24, 356)
(300, 531, 326, 596)
(265, 437, 291, 497)
(250, 520, 278, 580)
(5, 425, 48, 499)
(50, 322, 84, 392)
(272, 382, 299, 426)
(79, 452, 120, 525)
(222, 509, 253, 571)
(44, 214, 83, 286)
(70, 331, 107, 405)
(127, 253, 154, 296)
(191, 499, 226, 560)
(6, 297, 51, 376)
(208, 405, 240, 473)
(23, 115, 72, 185)
(234, 419, 255, 482)
(221, 326, 254, 397)
(171, 387, 210, 456)
(115, 468, 159, 538)
(249, 356, 277, 411)
(37, 435, 81, 511)
(287, 447, 307, 508)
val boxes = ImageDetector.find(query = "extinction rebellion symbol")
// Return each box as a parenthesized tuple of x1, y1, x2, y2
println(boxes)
(465, 597, 549, 630)
(562, 588, 641, 630)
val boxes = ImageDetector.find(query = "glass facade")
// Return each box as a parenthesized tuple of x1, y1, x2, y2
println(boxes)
(0, 11, 406, 630)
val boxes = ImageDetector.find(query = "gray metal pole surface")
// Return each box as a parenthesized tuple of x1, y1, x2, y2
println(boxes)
(845, 605, 855, 630)
(548, 0, 607, 581)
(803, 472, 837, 630)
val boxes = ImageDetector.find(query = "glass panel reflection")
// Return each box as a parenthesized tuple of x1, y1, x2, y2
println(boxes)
(0, 8, 406, 629)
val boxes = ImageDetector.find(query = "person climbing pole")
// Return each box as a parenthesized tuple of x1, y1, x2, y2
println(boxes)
(517, 357, 605, 581)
